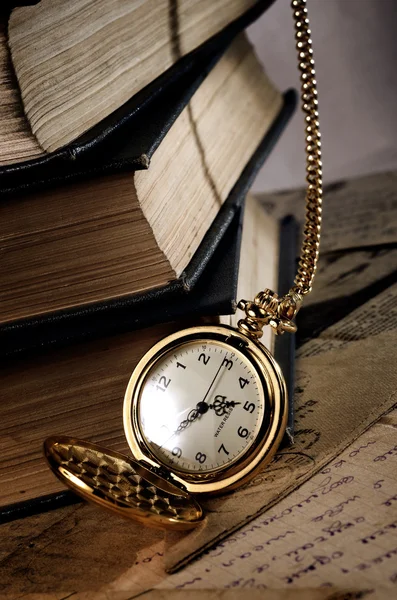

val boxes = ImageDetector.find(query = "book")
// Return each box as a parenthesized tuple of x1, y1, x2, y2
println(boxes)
(6, 0, 274, 156)
(0, 37, 296, 357)
(0, 194, 293, 521)
(0, 0, 274, 183)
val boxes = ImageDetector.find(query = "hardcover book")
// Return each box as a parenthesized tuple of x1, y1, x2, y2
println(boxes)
(0, 0, 275, 192)
(0, 34, 296, 356)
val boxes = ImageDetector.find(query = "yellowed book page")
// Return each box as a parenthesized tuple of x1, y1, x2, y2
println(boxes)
(0, 173, 174, 323)
(136, 36, 282, 278)
(0, 22, 43, 165)
(8, 0, 257, 152)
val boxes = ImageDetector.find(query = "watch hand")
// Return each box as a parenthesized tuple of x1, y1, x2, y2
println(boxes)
(158, 395, 241, 452)
(167, 357, 230, 441)
(208, 395, 241, 416)
(201, 356, 227, 404)
(158, 403, 206, 449)
(175, 406, 201, 433)
(176, 397, 241, 431)
(173, 396, 222, 436)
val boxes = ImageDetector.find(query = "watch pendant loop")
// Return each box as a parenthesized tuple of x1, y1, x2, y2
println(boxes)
(237, 289, 302, 338)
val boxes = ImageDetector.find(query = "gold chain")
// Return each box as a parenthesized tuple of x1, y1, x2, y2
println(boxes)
(238, 0, 323, 338)
(291, 0, 322, 296)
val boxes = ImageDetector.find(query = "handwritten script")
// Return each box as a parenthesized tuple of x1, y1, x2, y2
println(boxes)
(142, 411, 397, 593)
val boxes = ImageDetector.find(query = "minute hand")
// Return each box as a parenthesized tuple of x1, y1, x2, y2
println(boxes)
(201, 356, 227, 404)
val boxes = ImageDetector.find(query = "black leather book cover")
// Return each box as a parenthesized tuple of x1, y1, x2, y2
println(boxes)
(0, 0, 275, 197)
(1, 92, 296, 358)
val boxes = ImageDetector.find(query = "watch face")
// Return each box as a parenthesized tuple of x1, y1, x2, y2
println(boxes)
(136, 339, 266, 474)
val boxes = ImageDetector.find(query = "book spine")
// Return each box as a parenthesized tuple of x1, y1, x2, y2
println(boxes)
(274, 215, 299, 444)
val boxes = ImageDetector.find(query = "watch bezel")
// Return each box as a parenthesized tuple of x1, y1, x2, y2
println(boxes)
(123, 324, 288, 495)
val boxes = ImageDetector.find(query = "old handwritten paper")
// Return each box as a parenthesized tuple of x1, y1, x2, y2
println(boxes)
(125, 591, 395, 600)
(158, 410, 397, 593)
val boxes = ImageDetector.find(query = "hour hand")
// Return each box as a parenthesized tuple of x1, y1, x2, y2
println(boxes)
(195, 396, 240, 417)
(174, 396, 241, 433)
(208, 395, 241, 416)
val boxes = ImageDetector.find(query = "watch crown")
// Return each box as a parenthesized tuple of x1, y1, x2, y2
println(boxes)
(237, 289, 302, 339)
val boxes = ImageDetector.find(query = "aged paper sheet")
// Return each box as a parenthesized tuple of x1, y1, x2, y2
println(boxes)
(158, 410, 397, 593)
(259, 171, 397, 253)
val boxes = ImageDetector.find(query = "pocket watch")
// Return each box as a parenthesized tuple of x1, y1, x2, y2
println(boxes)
(44, 0, 322, 530)
(122, 320, 289, 497)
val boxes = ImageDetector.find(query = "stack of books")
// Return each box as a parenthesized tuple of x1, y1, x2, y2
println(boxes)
(0, 0, 294, 520)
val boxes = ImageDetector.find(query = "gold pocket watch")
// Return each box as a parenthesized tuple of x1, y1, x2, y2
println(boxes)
(45, 0, 322, 530)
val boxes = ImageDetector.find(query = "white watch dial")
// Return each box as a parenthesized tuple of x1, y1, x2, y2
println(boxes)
(137, 339, 265, 473)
